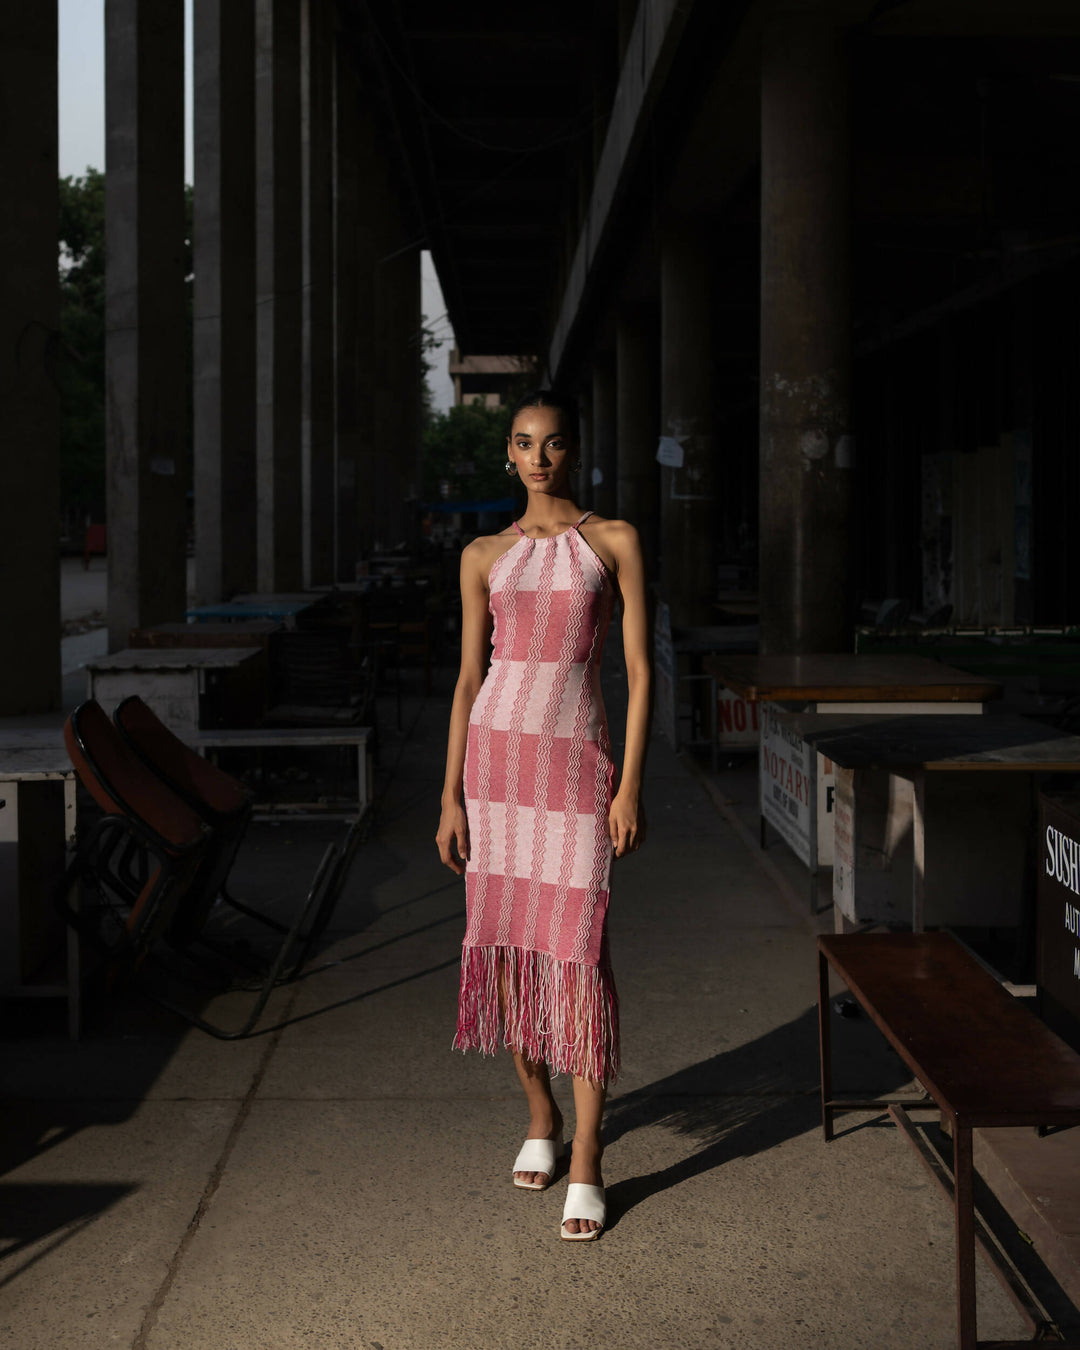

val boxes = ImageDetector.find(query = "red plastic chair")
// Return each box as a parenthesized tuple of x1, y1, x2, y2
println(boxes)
(83, 523, 106, 569)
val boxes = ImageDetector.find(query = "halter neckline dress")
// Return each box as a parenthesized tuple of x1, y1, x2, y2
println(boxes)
(453, 510, 620, 1083)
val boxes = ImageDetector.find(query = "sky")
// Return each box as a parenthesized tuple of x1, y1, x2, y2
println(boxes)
(57, 0, 455, 413)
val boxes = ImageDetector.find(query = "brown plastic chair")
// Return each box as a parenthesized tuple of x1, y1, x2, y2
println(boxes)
(58, 700, 337, 1039)
(111, 696, 344, 1005)
(112, 695, 253, 944)
(58, 699, 211, 967)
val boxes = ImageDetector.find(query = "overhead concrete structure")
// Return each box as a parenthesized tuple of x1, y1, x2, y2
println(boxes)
(8, 0, 1080, 718)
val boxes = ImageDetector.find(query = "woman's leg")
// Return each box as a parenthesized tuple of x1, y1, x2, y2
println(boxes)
(512, 1053, 564, 1186)
(564, 1075, 606, 1234)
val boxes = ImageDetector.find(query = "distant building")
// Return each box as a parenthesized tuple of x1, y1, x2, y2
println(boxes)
(448, 349, 533, 408)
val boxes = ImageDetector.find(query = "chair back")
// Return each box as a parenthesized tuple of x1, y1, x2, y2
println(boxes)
(113, 695, 250, 823)
(64, 701, 207, 853)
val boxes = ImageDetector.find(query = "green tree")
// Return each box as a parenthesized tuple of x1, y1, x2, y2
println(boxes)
(57, 169, 194, 531)
(421, 398, 519, 503)
(58, 168, 106, 525)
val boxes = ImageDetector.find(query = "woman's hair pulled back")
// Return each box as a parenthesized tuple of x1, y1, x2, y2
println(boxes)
(507, 388, 580, 443)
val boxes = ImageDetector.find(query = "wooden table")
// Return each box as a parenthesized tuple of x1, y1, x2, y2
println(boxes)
(0, 732, 80, 1038)
(788, 711, 1080, 930)
(704, 653, 1002, 709)
(87, 647, 265, 735)
(704, 654, 1003, 891)
(819, 932, 1080, 1349)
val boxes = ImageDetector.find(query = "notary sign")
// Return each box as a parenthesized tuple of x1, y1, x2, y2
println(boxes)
(1038, 791, 1080, 1055)
(716, 687, 759, 747)
(760, 704, 816, 867)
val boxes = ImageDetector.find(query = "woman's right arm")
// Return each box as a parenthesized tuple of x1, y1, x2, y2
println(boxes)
(435, 541, 493, 875)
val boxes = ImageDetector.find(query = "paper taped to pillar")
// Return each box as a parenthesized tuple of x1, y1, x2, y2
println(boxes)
(1038, 788, 1080, 1055)
(591, 467, 604, 486)
(656, 436, 684, 468)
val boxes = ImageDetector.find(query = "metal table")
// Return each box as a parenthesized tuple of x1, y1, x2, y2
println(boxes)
(0, 732, 80, 1038)
(86, 646, 265, 734)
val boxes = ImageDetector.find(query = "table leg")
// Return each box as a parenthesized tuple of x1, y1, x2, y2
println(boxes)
(818, 949, 834, 1142)
(953, 1122, 977, 1350)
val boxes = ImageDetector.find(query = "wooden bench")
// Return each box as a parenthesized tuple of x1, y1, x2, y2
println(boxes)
(819, 932, 1080, 1350)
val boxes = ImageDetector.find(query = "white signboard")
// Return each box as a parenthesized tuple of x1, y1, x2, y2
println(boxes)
(817, 753, 835, 867)
(760, 703, 816, 866)
(716, 687, 759, 748)
(654, 601, 677, 747)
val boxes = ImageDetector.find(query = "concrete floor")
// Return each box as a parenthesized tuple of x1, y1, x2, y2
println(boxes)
(0, 661, 1039, 1350)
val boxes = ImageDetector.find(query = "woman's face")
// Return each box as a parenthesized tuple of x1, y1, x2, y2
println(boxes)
(506, 405, 574, 494)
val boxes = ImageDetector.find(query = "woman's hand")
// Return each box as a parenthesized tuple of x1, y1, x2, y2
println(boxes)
(609, 791, 645, 858)
(436, 801, 470, 875)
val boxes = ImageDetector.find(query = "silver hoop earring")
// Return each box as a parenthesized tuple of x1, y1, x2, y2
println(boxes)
(505, 461, 518, 477)
(570, 458, 582, 472)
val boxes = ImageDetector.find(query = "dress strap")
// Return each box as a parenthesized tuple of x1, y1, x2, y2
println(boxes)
(511, 519, 526, 537)
(574, 510, 595, 528)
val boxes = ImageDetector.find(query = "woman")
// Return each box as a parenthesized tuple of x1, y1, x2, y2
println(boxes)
(436, 388, 650, 1242)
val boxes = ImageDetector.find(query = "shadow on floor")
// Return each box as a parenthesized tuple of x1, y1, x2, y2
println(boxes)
(602, 1004, 911, 1229)
(0, 1181, 139, 1290)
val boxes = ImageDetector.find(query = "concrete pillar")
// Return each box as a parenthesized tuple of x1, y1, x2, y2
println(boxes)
(301, 0, 334, 586)
(255, 0, 303, 593)
(759, 19, 852, 654)
(577, 383, 594, 511)
(660, 217, 716, 626)
(193, 0, 256, 604)
(105, 0, 188, 651)
(0, 6, 60, 712)
(616, 306, 659, 576)
(374, 244, 421, 551)
(591, 356, 617, 518)
(333, 44, 362, 577)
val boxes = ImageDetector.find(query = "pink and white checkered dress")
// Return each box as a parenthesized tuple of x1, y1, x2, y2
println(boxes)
(453, 510, 620, 1082)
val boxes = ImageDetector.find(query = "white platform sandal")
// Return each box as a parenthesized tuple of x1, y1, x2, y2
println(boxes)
(511, 1135, 564, 1190)
(560, 1183, 606, 1241)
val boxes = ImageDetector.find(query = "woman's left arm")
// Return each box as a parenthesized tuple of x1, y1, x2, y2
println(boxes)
(607, 522, 651, 857)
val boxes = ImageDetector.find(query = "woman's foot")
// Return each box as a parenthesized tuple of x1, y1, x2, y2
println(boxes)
(513, 1107, 564, 1188)
(562, 1135, 604, 1235)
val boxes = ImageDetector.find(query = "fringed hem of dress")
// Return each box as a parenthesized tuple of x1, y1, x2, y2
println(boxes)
(453, 944, 620, 1084)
